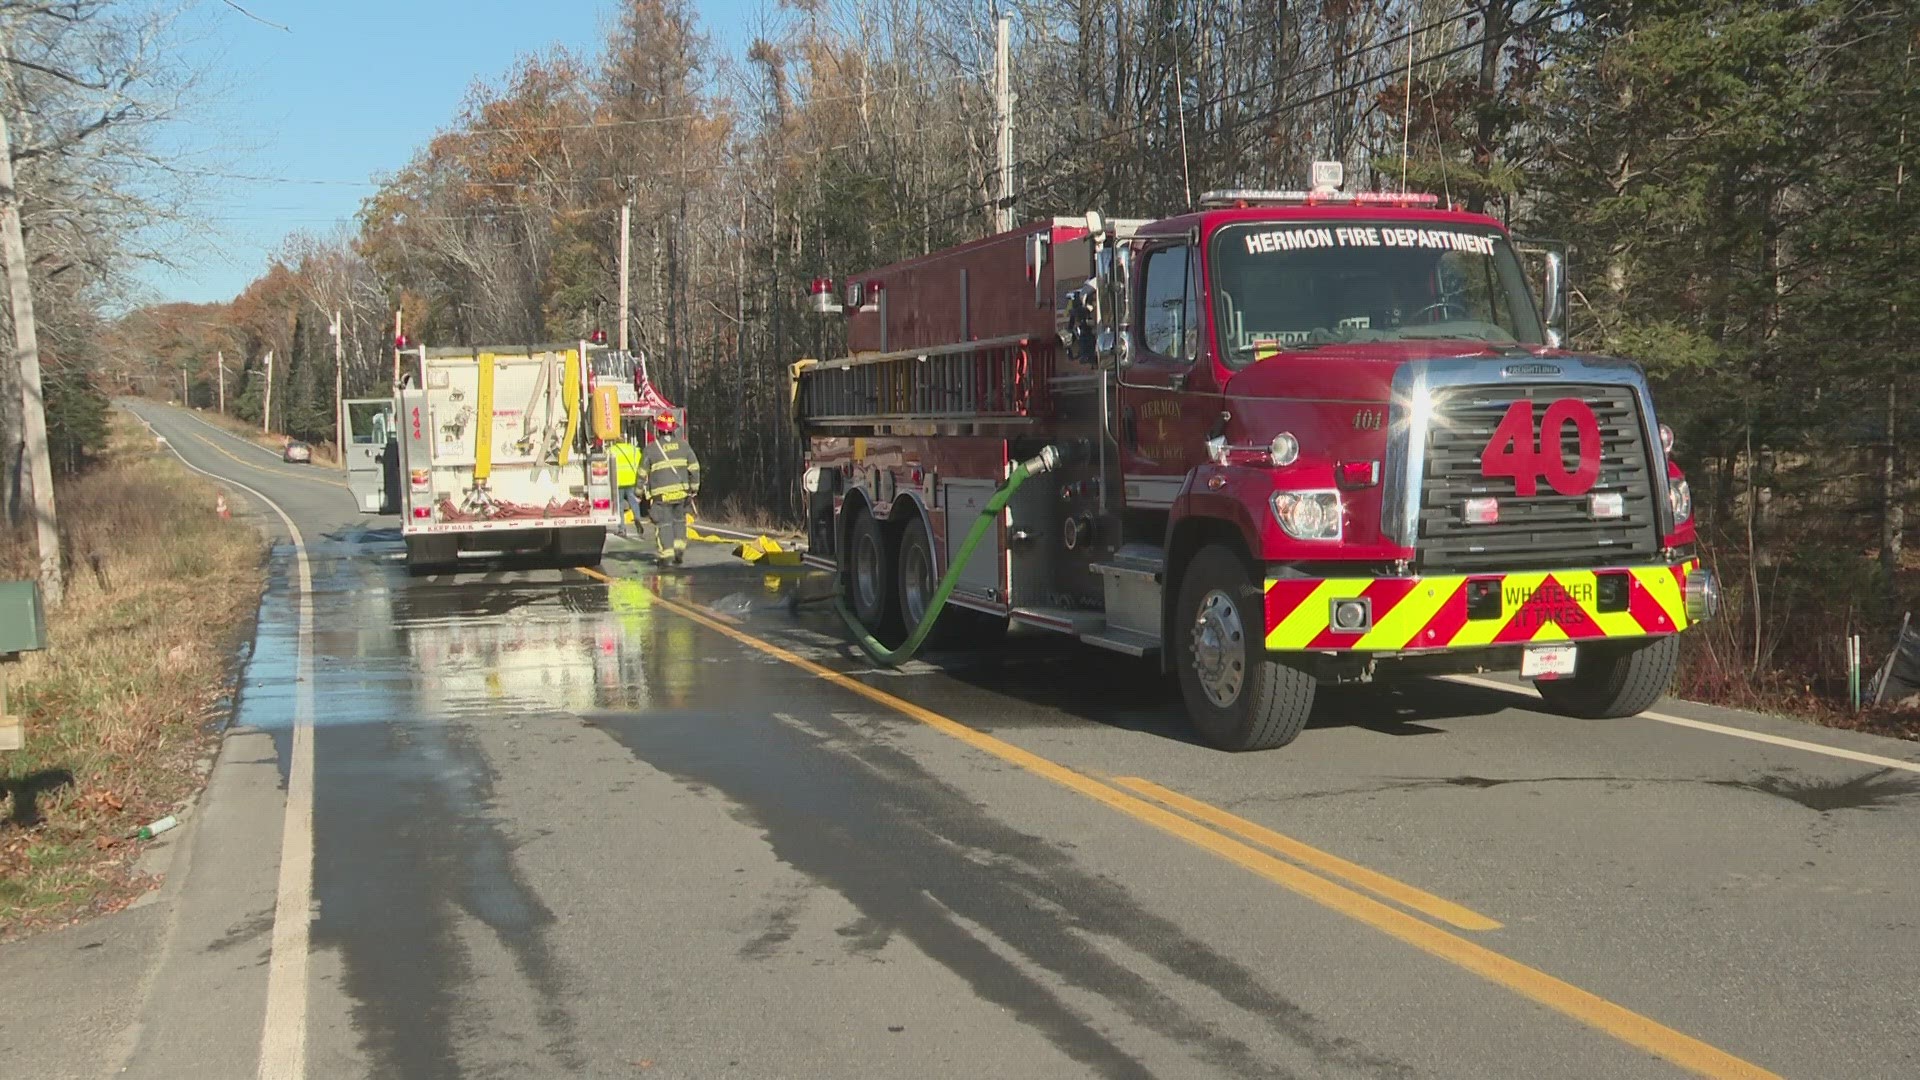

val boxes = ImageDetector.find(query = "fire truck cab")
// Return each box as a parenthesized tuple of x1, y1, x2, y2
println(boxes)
(794, 164, 1719, 751)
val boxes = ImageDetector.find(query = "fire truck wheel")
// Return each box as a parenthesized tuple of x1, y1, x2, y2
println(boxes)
(1532, 634, 1680, 718)
(845, 508, 901, 636)
(1176, 545, 1315, 751)
(897, 519, 961, 649)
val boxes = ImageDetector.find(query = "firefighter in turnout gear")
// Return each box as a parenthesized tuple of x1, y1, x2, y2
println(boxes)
(608, 438, 646, 537)
(642, 412, 700, 564)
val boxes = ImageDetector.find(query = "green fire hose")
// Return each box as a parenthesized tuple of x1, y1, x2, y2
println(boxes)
(835, 445, 1064, 666)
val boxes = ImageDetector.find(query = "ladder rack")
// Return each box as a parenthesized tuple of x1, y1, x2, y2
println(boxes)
(795, 334, 1056, 424)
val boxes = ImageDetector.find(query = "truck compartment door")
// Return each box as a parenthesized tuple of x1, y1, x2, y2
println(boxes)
(942, 479, 1006, 602)
(343, 398, 395, 514)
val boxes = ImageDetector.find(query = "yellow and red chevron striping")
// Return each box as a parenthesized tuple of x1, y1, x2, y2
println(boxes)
(1263, 560, 1697, 652)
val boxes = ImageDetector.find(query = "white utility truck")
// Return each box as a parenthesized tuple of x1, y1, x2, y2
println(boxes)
(343, 341, 622, 570)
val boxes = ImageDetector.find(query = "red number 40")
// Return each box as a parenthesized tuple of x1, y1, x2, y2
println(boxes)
(1480, 398, 1601, 497)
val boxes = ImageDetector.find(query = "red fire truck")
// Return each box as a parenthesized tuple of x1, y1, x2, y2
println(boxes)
(793, 163, 1718, 751)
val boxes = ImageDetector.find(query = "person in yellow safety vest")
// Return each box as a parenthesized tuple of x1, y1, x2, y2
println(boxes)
(641, 412, 700, 565)
(608, 437, 647, 538)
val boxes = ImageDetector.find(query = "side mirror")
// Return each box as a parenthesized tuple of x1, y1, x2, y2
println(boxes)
(1541, 249, 1567, 348)
(1057, 278, 1100, 364)
(1516, 239, 1569, 348)
(1095, 243, 1135, 368)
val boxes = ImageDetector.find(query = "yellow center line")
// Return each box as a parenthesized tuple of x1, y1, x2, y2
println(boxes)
(575, 565, 1776, 1080)
(183, 431, 349, 490)
(1112, 776, 1502, 932)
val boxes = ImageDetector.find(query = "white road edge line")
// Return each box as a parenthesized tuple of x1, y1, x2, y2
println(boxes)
(132, 406, 315, 1080)
(1446, 673, 1920, 776)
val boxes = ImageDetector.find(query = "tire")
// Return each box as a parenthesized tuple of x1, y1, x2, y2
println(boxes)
(896, 516, 969, 650)
(1533, 635, 1679, 718)
(844, 508, 899, 636)
(1174, 545, 1316, 751)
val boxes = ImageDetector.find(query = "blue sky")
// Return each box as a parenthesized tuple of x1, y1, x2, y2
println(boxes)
(142, 0, 768, 306)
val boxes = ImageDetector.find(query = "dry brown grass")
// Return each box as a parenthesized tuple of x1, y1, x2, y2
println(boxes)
(698, 495, 801, 539)
(0, 411, 266, 937)
(190, 404, 341, 466)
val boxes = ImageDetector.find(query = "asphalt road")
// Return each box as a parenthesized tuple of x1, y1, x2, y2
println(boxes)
(4, 401, 1919, 1080)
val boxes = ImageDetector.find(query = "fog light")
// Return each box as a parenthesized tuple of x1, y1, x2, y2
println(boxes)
(1596, 572, 1629, 613)
(1330, 598, 1372, 632)
(1462, 496, 1499, 525)
(1686, 568, 1719, 622)
(1590, 491, 1624, 519)
(1466, 579, 1502, 620)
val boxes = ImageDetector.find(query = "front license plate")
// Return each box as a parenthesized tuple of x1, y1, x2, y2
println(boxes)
(1521, 644, 1578, 680)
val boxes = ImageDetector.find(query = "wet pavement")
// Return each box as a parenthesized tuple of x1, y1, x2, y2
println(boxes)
(6, 402, 1920, 1079)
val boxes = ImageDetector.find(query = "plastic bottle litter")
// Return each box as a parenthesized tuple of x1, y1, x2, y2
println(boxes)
(136, 815, 178, 841)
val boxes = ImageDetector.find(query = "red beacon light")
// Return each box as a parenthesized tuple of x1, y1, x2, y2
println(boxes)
(394, 333, 410, 350)
(808, 277, 842, 315)
(589, 328, 608, 345)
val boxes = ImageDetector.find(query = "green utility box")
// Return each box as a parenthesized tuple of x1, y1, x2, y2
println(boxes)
(0, 579, 47, 655)
(1, 579, 43, 752)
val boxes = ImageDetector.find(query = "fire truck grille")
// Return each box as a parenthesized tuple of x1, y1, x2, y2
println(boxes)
(1416, 383, 1662, 573)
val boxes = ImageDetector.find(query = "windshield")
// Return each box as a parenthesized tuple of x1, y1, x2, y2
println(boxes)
(1209, 221, 1544, 367)
(592, 350, 637, 380)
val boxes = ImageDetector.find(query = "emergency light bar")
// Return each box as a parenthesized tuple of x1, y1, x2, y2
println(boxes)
(1198, 190, 1443, 209)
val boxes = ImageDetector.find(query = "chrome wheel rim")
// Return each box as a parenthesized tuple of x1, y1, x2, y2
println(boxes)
(852, 530, 883, 616)
(1190, 589, 1246, 708)
(901, 535, 933, 628)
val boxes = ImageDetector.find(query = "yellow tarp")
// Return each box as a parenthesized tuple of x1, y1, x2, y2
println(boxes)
(731, 534, 802, 567)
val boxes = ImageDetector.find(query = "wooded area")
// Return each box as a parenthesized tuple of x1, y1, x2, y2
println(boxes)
(13, 0, 1919, 712)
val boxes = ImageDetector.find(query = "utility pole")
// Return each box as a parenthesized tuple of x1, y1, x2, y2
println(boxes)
(181, 367, 188, 406)
(0, 98, 62, 605)
(261, 350, 274, 435)
(217, 350, 226, 414)
(392, 310, 403, 387)
(329, 310, 344, 468)
(618, 199, 632, 352)
(994, 16, 1014, 234)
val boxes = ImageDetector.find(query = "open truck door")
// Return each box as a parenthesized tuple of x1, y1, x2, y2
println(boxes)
(343, 398, 395, 514)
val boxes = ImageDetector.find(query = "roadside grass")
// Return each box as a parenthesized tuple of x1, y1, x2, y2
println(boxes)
(696, 495, 801, 539)
(0, 411, 266, 938)
(190, 403, 341, 466)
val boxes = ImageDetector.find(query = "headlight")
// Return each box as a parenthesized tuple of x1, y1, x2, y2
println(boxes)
(1668, 475, 1692, 524)
(1272, 490, 1341, 541)
(1269, 432, 1299, 467)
